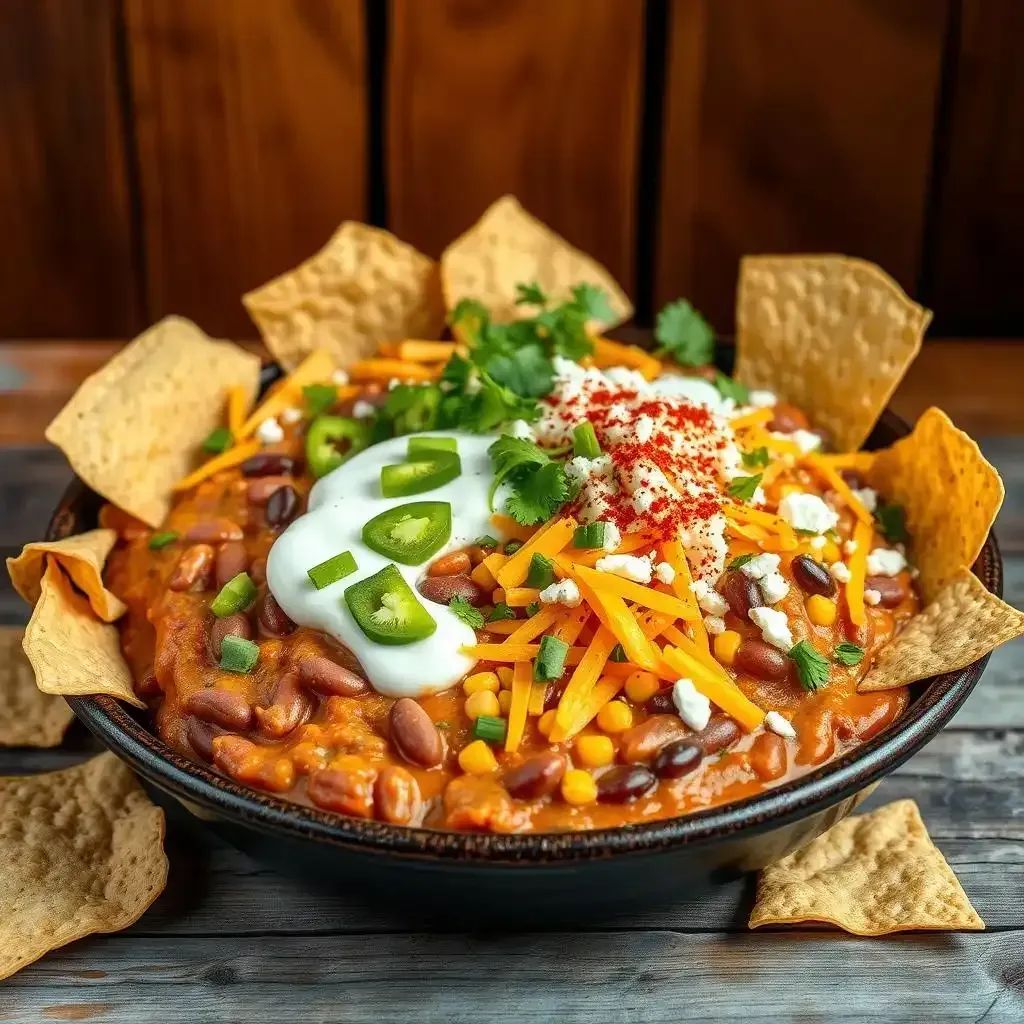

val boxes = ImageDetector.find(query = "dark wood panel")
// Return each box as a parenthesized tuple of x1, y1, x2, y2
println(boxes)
(386, 0, 643, 293)
(0, 0, 140, 337)
(656, 0, 949, 331)
(927, 0, 1024, 335)
(125, 0, 368, 337)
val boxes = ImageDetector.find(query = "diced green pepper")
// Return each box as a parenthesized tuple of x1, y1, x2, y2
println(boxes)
(380, 451, 461, 498)
(307, 550, 358, 590)
(503, 540, 523, 555)
(361, 501, 452, 565)
(472, 715, 507, 744)
(220, 635, 260, 673)
(202, 426, 233, 454)
(572, 421, 601, 459)
(573, 522, 611, 549)
(306, 415, 372, 479)
(526, 553, 555, 589)
(344, 564, 437, 645)
(534, 635, 569, 681)
(210, 572, 257, 617)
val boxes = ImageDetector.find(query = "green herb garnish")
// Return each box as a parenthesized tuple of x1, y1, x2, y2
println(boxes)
(487, 602, 517, 622)
(713, 371, 749, 405)
(875, 501, 908, 543)
(833, 642, 866, 667)
(727, 553, 756, 571)
(727, 473, 763, 503)
(449, 596, 485, 630)
(741, 447, 770, 469)
(303, 383, 337, 417)
(789, 640, 831, 692)
(487, 435, 574, 526)
(653, 299, 714, 366)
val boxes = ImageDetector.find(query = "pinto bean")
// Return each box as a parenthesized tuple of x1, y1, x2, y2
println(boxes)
(184, 519, 244, 544)
(241, 453, 300, 477)
(619, 715, 688, 764)
(265, 486, 300, 529)
(374, 765, 421, 824)
(258, 593, 295, 637)
(417, 575, 485, 607)
(428, 551, 472, 577)
(767, 402, 809, 434)
(254, 670, 313, 739)
(865, 575, 908, 608)
(389, 698, 443, 768)
(185, 717, 224, 761)
(307, 763, 376, 817)
(249, 557, 267, 585)
(597, 765, 657, 803)
(735, 639, 791, 681)
(215, 541, 249, 589)
(791, 554, 836, 597)
(209, 612, 252, 660)
(718, 570, 762, 618)
(246, 476, 292, 506)
(749, 732, 788, 781)
(298, 655, 370, 697)
(503, 752, 566, 799)
(184, 688, 253, 731)
(652, 739, 704, 779)
(168, 544, 215, 591)
(694, 714, 741, 755)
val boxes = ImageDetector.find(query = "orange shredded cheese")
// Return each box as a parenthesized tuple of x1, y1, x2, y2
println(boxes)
(658, 540, 709, 651)
(482, 619, 521, 635)
(591, 337, 662, 380)
(396, 340, 457, 363)
(470, 561, 498, 590)
(489, 514, 536, 543)
(552, 603, 591, 644)
(237, 349, 334, 439)
(496, 516, 576, 589)
(573, 564, 697, 621)
(560, 675, 625, 740)
(503, 604, 565, 644)
(549, 627, 617, 741)
(505, 661, 532, 752)
(527, 682, 548, 717)
(804, 455, 873, 525)
(348, 358, 441, 382)
(724, 505, 799, 550)
(173, 439, 262, 492)
(463, 644, 586, 664)
(661, 646, 765, 732)
(729, 408, 774, 432)
(504, 587, 541, 608)
(577, 580, 659, 671)
(846, 518, 873, 626)
(661, 624, 733, 682)
(226, 386, 251, 436)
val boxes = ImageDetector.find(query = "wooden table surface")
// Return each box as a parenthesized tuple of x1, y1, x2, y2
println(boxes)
(0, 341, 1022, 1023)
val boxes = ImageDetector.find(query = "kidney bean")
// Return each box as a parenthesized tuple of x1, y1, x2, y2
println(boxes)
(185, 518, 244, 544)
(619, 715, 689, 764)
(791, 554, 836, 597)
(767, 402, 809, 434)
(597, 765, 657, 803)
(374, 765, 421, 824)
(209, 612, 252, 660)
(651, 739, 704, 779)
(840, 468, 867, 489)
(718, 570, 763, 618)
(428, 550, 472, 577)
(645, 689, 676, 714)
(265, 486, 300, 529)
(307, 764, 376, 817)
(258, 592, 295, 636)
(749, 732, 788, 781)
(503, 752, 566, 799)
(864, 575, 908, 608)
(735, 639, 791, 681)
(250, 557, 267, 585)
(298, 655, 370, 697)
(168, 544, 215, 591)
(255, 670, 313, 739)
(417, 575, 486, 607)
(241, 452, 300, 477)
(185, 716, 224, 761)
(184, 688, 254, 731)
(389, 698, 443, 768)
(694, 714, 741, 755)
(215, 541, 249, 589)
(247, 477, 292, 506)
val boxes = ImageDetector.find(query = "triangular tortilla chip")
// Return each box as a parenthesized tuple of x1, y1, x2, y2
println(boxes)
(749, 800, 983, 935)
(440, 195, 632, 327)
(243, 222, 446, 371)
(0, 627, 73, 747)
(735, 255, 930, 451)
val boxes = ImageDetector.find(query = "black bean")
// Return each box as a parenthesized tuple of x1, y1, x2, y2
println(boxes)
(596, 765, 657, 803)
(791, 554, 836, 597)
(241, 453, 300, 477)
(652, 739, 704, 779)
(718, 570, 763, 618)
(265, 485, 300, 528)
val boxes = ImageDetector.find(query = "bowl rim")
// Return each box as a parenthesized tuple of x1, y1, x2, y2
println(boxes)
(54, 406, 1000, 865)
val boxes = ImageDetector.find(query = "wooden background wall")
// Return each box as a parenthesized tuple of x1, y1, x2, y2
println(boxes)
(1, 0, 1021, 341)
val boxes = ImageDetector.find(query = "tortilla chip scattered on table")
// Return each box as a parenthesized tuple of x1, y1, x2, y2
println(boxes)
(22, 562, 142, 708)
(441, 195, 633, 328)
(735, 255, 930, 452)
(0, 627, 73, 747)
(45, 317, 261, 528)
(243, 221, 446, 371)
(749, 799, 983, 935)
(0, 752, 167, 980)
(7, 529, 126, 623)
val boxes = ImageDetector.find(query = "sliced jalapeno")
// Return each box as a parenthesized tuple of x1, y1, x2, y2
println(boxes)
(379, 451, 461, 498)
(306, 415, 371, 479)
(344, 564, 436, 645)
(362, 501, 452, 565)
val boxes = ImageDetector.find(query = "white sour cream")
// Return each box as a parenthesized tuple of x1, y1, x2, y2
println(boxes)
(266, 432, 496, 699)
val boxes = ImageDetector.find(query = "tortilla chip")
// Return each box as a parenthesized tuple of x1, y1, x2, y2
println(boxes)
(735, 256, 930, 451)
(0, 752, 167, 980)
(7, 529, 125, 622)
(749, 800, 983, 935)
(22, 562, 142, 708)
(0, 627, 73, 747)
(867, 407, 1003, 603)
(860, 569, 1024, 692)
(243, 222, 446, 371)
(45, 317, 261, 528)
(440, 195, 633, 327)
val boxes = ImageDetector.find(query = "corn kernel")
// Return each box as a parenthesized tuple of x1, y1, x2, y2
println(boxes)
(624, 670, 660, 704)
(575, 734, 615, 768)
(464, 690, 501, 720)
(778, 484, 802, 498)
(821, 540, 841, 563)
(464, 671, 500, 695)
(496, 666, 515, 689)
(596, 700, 633, 734)
(498, 689, 513, 715)
(458, 739, 498, 774)
(806, 594, 837, 626)
(538, 709, 557, 737)
(713, 629, 742, 667)
(561, 769, 598, 806)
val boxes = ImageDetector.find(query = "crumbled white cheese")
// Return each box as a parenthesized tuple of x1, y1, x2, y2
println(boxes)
(866, 548, 907, 577)
(751, 486, 767, 507)
(764, 710, 797, 739)
(853, 487, 878, 513)
(810, 535, 826, 551)
(704, 615, 727, 636)
(280, 406, 303, 425)
(749, 389, 777, 409)
(739, 553, 781, 580)
(843, 539, 858, 556)
(672, 678, 712, 731)
(654, 560, 676, 585)
(778, 493, 840, 534)
(539, 579, 582, 608)
(599, 520, 622, 552)
(564, 454, 614, 488)
(508, 419, 534, 440)
(602, 366, 652, 392)
(632, 488, 656, 514)
(595, 554, 653, 584)
(749, 606, 794, 651)
(255, 417, 284, 445)
(331, 369, 350, 386)
(864, 589, 882, 606)
(829, 561, 852, 584)
(790, 429, 823, 454)
(758, 572, 790, 606)
(352, 400, 376, 419)
(635, 414, 656, 443)
(692, 579, 729, 617)
(647, 374, 726, 411)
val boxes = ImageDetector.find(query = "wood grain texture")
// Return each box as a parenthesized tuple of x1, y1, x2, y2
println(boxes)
(386, 0, 643, 292)
(0, 0, 140, 338)
(125, 0, 368, 337)
(656, 0, 949, 330)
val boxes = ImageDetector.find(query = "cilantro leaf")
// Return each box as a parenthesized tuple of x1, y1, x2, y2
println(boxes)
(741, 446, 770, 469)
(833, 642, 865, 667)
(789, 640, 831, 692)
(448, 298, 489, 338)
(482, 343, 554, 398)
(380, 384, 441, 435)
(875, 501, 908, 543)
(303, 383, 336, 417)
(440, 352, 473, 391)
(515, 282, 548, 307)
(654, 299, 715, 366)
(727, 473, 763, 502)
(487, 601, 517, 622)
(449, 596, 484, 630)
(525, 601, 541, 617)
(570, 283, 615, 325)
(535, 303, 592, 361)
(713, 371, 749, 405)
(460, 373, 540, 434)
(727, 553, 756, 571)
(505, 462, 572, 526)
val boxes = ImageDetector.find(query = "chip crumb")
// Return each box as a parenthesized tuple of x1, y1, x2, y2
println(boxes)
(0, 627, 73, 747)
(749, 799, 984, 935)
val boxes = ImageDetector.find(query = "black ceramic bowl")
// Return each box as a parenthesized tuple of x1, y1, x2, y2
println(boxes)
(51, 392, 1000, 924)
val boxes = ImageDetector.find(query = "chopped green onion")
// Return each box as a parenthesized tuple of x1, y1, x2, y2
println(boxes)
(210, 572, 257, 617)
(220, 635, 260, 673)
(504, 540, 523, 555)
(472, 715, 507, 744)
(526, 553, 555, 589)
(202, 426, 233, 454)
(572, 421, 601, 459)
(609, 643, 628, 663)
(303, 383, 337, 417)
(573, 522, 610, 549)
(475, 534, 498, 549)
(408, 436, 458, 455)
(307, 551, 358, 590)
(534, 635, 570, 682)
(525, 602, 541, 617)
(487, 602, 516, 621)
(147, 530, 179, 551)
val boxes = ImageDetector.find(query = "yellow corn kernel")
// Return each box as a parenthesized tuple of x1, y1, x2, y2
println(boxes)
(470, 562, 497, 590)
(538, 709, 557, 737)
(464, 671, 500, 695)
(713, 629, 742, 667)
(498, 689, 513, 715)
(821, 540, 841, 564)
(458, 739, 498, 774)
(575, 734, 615, 768)
(561, 769, 598, 806)
(596, 700, 633, 734)
(492, 587, 506, 604)
(624, 670, 660, 704)
(806, 594, 837, 626)
(778, 483, 802, 498)
(496, 666, 515, 689)
(465, 690, 501, 720)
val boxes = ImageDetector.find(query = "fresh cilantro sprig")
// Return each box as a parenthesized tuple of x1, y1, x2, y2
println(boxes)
(449, 596, 484, 630)
(727, 473, 763, 502)
(741, 447, 770, 469)
(789, 640, 831, 692)
(487, 434, 576, 526)
(303, 383, 337, 417)
(727, 553, 756, 571)
(875, 501, 908, 543)
(654, 299, 715, 366)
(833, 642, 865, 667)
(515, 282, 548, 307)
(713, 371, 749, 405)
(487, 602, 517, 622)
